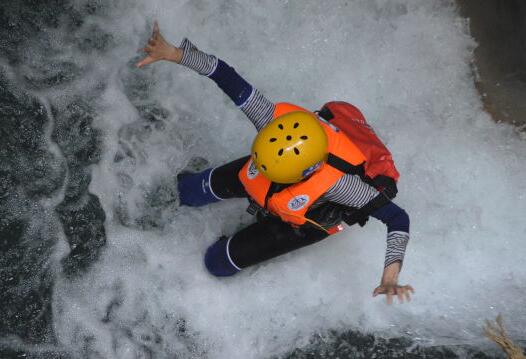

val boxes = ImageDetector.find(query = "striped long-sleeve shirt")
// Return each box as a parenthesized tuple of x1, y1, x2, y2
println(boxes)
(179, 38, 410, 268)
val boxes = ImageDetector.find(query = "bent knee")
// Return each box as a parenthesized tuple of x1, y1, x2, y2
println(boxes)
(204, 236, 241, 277)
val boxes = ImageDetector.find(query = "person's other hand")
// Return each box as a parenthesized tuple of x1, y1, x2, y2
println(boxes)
(136, 21, 183, 67)
(373, 283, 414, 305)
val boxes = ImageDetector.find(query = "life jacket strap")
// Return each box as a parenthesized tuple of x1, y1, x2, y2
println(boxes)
(245, 183, 289, 216)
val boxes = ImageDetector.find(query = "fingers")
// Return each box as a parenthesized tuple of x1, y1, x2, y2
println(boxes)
(404, 289, 412, 302)
(395, 285, 414, 303)
(387, 287, 397, 305)
(397, 289, 404, 304)
(136, 21, 164, 68)
(373, 285, 415, 304)
(386, 290, 393, 305)
(372, 286, 385, 297)
(403, 285, 414, 302)
(136, 55, 156, 68)
(153, 20, 160, 37)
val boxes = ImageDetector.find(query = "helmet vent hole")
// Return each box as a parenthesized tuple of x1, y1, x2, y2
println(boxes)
(254, 152, 258, 158)
(261, 165, 267, 171)
(278, 124, 284, 130)
(300, 135, 308, 140)
(269, 138, 277, 142)
(294, 148, 300, 155)
(293, 122, 299, 128)
(278, 149, 284, 156)
(286, 135, 292, 140)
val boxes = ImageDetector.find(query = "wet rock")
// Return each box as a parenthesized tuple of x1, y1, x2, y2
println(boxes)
(0, 75, 48, 153)
(0, 219, 25, 254)
(76, 24, 114, 53)
(63, 166, 92, 202)
(0, 0, 76, 65)
(52, 101, 103, 167)
(0, 171, 16, 200)
(56, 193, 107, 277)
(0, 73, 60, 346)
(23, 61, 82, 90)
(0, 275, 54, 342)
(0, 75, 67, 199)
(19, 150, 67, 199)
(0, 208, 56, 345)
(184, 156, 210, 172)
(51, 98, 108, 275)
(136, 103, 171, 124)
(457, 0, 526, 131)
(281, 330, 504, 359)
(115, 174, 179, 231)
(0, 0, 113, 355)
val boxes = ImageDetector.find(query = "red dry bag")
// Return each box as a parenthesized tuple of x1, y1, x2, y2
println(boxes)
(318, 101, 399, 198)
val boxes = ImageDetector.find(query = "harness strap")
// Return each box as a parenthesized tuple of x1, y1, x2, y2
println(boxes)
(326, 153, 365, 177)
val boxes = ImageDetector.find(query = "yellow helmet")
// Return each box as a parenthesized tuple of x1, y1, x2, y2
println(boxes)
(251, 111, 328, 183)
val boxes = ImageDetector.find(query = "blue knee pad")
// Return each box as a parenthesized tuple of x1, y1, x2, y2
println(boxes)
(177, 168, 222, 207)
(204, 236, 241, 277)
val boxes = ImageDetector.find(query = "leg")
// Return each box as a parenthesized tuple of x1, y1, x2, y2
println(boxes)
(204, 217, 330, 276)
(178, 155, 249, 206)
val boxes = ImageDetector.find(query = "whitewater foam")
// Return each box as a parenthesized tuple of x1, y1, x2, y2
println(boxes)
(48, 0, 526, 358)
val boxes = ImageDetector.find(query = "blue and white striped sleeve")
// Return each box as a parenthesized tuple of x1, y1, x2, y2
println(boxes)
(179, 38, 274, 130)
(371, 202, 410, 267)
(323, 176, 410, 268)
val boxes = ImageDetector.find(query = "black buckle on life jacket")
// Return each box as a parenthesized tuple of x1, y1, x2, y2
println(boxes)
(246, 198, 271, 217)
(246, 199, 260, 215)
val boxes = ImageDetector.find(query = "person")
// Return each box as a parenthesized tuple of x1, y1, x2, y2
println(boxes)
(137, 21, 414, 304)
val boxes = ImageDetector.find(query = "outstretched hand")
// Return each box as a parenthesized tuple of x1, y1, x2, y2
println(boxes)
(136, 21, 183, 67)
(373, 283, 414, 305)
(373, 262, 414, 304)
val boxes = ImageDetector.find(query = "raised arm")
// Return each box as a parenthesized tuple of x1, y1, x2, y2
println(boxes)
(136, 21, 275, 130)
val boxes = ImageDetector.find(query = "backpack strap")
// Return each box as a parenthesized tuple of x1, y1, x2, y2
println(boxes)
(326, 153, 365, 177)
(320, 104, 365, 178)
(318, 105, 335, 121)
(372, 175, 398, 199)
(343, 192, 392, 227)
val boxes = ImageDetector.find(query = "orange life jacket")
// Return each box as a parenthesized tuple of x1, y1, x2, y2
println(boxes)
(238, 103, 367, 228)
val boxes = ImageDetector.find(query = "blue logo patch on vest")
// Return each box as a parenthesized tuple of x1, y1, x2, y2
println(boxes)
(247, 160, 259, 179)
(302, 161, 322, 178)
(288, 195, 310, 211)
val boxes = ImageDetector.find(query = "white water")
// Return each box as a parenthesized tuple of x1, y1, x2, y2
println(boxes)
(51, 0, 526, 358)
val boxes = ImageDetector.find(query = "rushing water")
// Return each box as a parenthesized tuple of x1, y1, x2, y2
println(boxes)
(1, 0, 525, 358)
